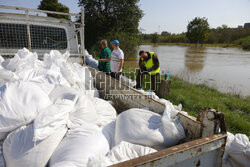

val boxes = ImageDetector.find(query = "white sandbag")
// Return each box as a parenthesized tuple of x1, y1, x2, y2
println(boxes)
(222, 132, 235, 167)
(0, 141, 5, 167)
(223, 133, 250, 167)
(0, 132, 8, 141)
(33, 99, 75, 141)
(85, 53, 98, 69)
(161, 105, 186, 147)
(137, 89, 159, 99)
(0, 81, 52, 133)
(115, 108, 165, 149)
(48, 85, 98, 130)
(0, 68, 19, 82)
(68, 95, 97, 129)
(92, 97, 117, 127)
(102, 121, 116, 149)
(49, 123, 109, 167)
(49, 85, 78, 103)
(3, 124, 67, 167)
(1, 48, 43, 73)
(0, 55, 4, 63)
(107, 141, 156, 165)
(159, 98, 179, 119)
(43, 50, 69, 68)
(88, 141, 157, 167)
(120, 75, 136, 87)
(115, 108, 185, 149)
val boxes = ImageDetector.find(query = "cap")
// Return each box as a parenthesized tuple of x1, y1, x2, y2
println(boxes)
(111, 40, 119, 45)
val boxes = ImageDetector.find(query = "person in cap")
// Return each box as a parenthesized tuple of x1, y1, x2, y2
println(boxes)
(134, 50, 160, 92)
(110, 40, 124, 80)
(98, 39, 111, 73)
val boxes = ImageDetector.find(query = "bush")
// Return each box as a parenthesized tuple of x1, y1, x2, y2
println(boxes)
(89, 31, 140, 58)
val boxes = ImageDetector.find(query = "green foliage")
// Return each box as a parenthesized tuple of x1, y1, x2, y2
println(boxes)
(141, 33, 188, 43)
(207, 27, 250, 44)
(234, 36, 250, 50)
(186, 17, 209, 44)
(78, 0, 143, 56)
(89, 30, 140, 58)
(151, 33, 159, 43)
(161, 31, 171, 36)
(38, 0, 70, 20)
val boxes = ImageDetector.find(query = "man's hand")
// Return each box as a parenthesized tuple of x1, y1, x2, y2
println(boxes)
(116, 72, 121, 76)
(147, 68, 152, 72)
(99, 59, 104, 62)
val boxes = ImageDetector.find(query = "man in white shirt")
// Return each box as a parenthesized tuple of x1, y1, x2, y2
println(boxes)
(110, 40, 124, 80)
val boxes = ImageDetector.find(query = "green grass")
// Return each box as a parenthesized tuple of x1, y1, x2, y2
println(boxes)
(123, 66, 250, 137)
(140, 42, 240, 48)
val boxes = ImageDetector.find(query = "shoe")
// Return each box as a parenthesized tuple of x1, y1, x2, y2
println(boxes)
(133, 85, 142, 90)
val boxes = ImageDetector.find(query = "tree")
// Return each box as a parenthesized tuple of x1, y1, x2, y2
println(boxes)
(161, 31, 171, 36)
(38, 0, 70, 20)
(186, 17, 209, 44)
(78, 0, 143, 55)
(151, 33, 159, 43)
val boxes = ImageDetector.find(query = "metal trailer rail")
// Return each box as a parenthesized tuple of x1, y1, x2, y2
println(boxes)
(0, 5, 85, 63)
(87, 66, 227, 167)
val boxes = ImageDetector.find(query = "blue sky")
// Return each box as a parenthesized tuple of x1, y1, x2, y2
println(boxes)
(0, 0, 250, 33)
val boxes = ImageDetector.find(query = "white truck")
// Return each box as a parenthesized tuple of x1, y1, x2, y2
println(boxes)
(0, 5, 227, 167)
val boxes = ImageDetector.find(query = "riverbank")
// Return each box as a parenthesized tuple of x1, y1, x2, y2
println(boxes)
(123, 66, 250, 137)
(140, 42, 240, 48)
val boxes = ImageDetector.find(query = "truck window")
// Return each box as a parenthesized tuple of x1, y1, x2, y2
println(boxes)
(0, 23, 28, 48)
(30, 25, 67, 49)
(0, 23, 67, 50)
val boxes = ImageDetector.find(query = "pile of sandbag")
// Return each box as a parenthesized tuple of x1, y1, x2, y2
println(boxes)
(0, 48, 188, 167)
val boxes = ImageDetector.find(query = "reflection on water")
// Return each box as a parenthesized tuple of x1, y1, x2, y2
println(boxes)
(184, 47, 206, 72)
(131, 45, 250, 97)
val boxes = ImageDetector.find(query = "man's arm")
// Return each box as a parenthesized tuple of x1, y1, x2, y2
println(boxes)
(117, 59, 124, 75)
(99, 57, 111, 62)
(99, 50, 111, 62)
(139, 58, 145, 70)
(151, 54, 159, 71)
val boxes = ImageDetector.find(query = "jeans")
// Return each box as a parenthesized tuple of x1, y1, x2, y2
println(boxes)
(110, 72, 121, 80)
(135, 69, 160, 92)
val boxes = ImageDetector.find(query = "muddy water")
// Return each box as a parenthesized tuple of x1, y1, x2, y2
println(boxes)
(124, 45, 250, 97)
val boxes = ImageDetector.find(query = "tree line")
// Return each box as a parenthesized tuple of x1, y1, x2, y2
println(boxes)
(38, 1, 250, 52)
(142, 17, 250, 50)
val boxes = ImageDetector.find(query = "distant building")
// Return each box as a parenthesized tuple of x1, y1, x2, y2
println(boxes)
(244, 23, 250, 28)
(238, 25, 243, 28)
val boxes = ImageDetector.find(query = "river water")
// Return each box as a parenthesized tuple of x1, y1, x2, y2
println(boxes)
(125, 45, 250, 97)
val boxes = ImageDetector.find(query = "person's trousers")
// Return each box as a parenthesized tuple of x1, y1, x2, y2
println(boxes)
(136, 69, 160, 92)
(110, 72, 121, 80)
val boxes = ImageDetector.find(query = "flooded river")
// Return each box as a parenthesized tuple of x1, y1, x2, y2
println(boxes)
(125, 45, 250, 97)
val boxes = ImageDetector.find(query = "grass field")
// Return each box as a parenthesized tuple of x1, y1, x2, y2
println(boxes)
(123, 66, 250, 137)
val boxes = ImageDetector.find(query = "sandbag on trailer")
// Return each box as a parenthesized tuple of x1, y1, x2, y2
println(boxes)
(0, 81, 52, 133)
(48, 85, 99, 129)
(49, 123, 110, 167)
(88, 141, 157, 167)
(92, 97, 117, 127)
(3, 124, 67, 167)
(115, 108, 185, 149)
(84, 51, 98, 69)
(223, 133, 250, 167)
(1, 48, 43, 73)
